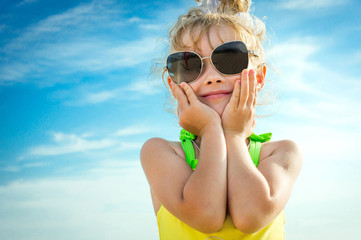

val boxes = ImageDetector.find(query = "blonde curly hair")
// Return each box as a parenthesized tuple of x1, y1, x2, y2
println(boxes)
(149, 0, 276, 118)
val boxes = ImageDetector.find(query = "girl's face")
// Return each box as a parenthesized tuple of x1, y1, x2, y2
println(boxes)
(168, 25, 265, 116)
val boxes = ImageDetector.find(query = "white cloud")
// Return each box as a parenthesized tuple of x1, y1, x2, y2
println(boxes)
(345, 50, 361, 66)
(140, 24, 163, 31)
(0, 37, 158, 84)
(53, 76, 160, 106)
(265, 37, 361, 131)
(2, 166, 21, 172)
(115, 125, 152, 136)
(255, 118, 361, 238)
(81, 90, 117, 104)
(278, 98, 361, 127)
(118, 142, 143, 151)
(265, 121, 361, 163)
(0, 62, 33, 82)
(16, 0, 38, 7)
(28, 132, 116, 156)
(260, 56, 360, 134)
(21, 124, 156, 160)
(38, 37, 157, 71)
(2, 133, 361, 239)
(4, 2, 102, 53)
(126, 79, 163, 96)
(267, 37, 325, 95)
(127, 17, 142, 23)
(0, 0, 160, 85)
(23, 162, 48, 168)
(0, 24, 5, 33)
(278, 0, 349, 10)
(0, 164, 159, 240)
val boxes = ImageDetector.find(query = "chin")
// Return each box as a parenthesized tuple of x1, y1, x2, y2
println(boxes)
(213, 104, 227, 117)
(199, 98, 228, 116)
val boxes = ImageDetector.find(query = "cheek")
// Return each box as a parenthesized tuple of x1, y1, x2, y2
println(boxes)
(189, 81, 201, 94)
(230, 76, 241, 90)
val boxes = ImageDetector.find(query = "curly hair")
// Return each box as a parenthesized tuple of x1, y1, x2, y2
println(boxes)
(149, 0, 277, 119)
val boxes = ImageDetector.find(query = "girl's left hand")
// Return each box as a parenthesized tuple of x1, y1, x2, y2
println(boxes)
(221, 69, 257, 139)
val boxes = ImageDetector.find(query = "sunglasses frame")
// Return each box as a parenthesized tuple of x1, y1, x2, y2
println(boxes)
(165, 40, 259, 85)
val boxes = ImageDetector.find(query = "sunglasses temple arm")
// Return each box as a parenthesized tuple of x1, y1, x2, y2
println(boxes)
(248, 50, 259, 57)
(162, 68, 172, 94)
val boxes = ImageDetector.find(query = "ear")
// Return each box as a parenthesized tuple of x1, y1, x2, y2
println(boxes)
(166, 76, 177, 97)
(166, 76, 174, 92)
(256, 65, 267, 92)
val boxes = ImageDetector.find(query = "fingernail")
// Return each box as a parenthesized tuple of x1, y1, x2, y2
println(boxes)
(249, 69, 254, 75)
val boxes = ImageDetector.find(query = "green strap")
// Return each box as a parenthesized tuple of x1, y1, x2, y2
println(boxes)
(179, 129, 272, 169)
(249, 140, 261, 166)
(179, 129, 198, 170)
(248, 132, 272, 142)
(249, 132, 272, 167)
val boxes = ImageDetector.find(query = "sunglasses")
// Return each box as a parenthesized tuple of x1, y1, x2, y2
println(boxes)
(165, 40, 258, 84)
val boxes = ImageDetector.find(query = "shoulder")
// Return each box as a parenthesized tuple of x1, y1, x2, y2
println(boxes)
(140, 137, 195, 217)
(140, 138, 186, 167)
(261, 139, 302, 159)
(140, 137, 192, 183)
(141, 137, 173, 155)
(141, 137, 183, 156)
(259, 139, 303, 176)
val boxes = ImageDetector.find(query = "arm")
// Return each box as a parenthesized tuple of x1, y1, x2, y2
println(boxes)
(225, 135, 302, 233)
(221, 69, 302, 233)
(141, 82, 227, 233)
(141, 125, 227, 233)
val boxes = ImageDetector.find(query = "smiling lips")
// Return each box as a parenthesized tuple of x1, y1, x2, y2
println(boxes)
(204, 93, 232, 100)
(202, 90, 232, 100)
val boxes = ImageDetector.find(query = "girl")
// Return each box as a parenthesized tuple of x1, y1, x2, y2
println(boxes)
(141, 0, 302, 239)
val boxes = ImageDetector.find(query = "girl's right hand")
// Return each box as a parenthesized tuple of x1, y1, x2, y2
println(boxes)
(171, 82, 221, 137)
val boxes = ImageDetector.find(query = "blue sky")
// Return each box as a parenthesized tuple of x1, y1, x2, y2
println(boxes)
(1, 0, 361, 239)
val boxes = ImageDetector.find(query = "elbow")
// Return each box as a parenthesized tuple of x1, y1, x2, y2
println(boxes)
(200, 203, 226, 233)
(233, 218, 265, 234)
(180, 192, 227, 233)
(183, 204, 226, 234)
(195, 213, 225, 234)
(231, 203, 274, 234)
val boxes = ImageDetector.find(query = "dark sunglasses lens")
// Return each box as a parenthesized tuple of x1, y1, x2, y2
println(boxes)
(166, 52, 201, 84)
(212, 41, 249, 75)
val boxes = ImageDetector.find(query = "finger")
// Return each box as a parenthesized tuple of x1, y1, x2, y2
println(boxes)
(180, 82, 197, 104)
(171, 82, 189, 108)
(229, 80, 241, 108)
(177, 105, 181, 117)
(253, 82, 258, 108)
(253, 90, 257, 108)
(171, 83, 184, 113)
(240, 69, 249, 108)
(246, 69, 256, 107)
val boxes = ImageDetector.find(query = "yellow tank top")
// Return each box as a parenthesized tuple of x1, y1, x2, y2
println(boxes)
(156, 130, 285, 240)
(157, 207, 285, 240)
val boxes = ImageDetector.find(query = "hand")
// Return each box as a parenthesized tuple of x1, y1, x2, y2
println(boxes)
(171, 82, 221, 137)
(221, 69, 257, 139)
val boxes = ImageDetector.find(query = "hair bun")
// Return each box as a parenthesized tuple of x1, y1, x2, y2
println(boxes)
(196, 0, 252, 14)
(221, 0, 251, 13)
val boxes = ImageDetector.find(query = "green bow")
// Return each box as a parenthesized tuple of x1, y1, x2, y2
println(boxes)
(180, 129, 196, 140)
(181, 129, 272, 142)
(179, 129, 271, 170)
(248, 132, 272, 142)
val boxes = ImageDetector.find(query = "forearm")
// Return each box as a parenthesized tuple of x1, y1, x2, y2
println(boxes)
(182, 123, 227, 226)
(225, 133, 272, 230)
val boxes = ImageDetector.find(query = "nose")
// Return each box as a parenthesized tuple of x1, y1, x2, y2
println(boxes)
(200, 58, 226, 85)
